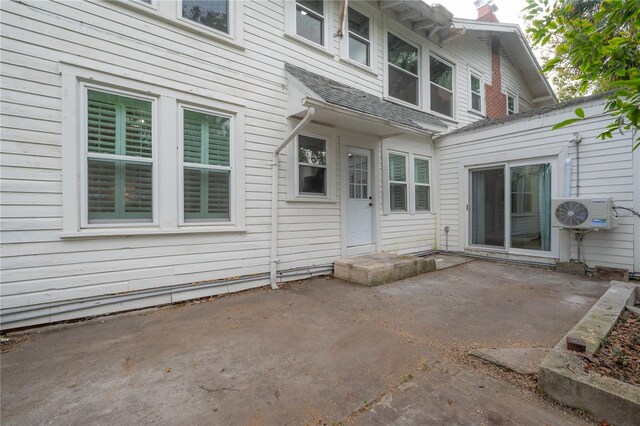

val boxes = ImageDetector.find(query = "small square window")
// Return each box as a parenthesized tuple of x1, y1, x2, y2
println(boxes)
(182, 0, 229, 34)
(298, 135, 327, 196)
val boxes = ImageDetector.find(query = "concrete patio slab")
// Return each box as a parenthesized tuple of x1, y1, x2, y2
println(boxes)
(469, 348, 551, 375)
(1, 260, 609, 425)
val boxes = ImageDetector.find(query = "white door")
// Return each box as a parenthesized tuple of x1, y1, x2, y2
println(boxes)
(347, 147, 374, 247)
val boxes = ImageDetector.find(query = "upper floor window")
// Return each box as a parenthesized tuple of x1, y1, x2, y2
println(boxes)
(387, 33, 419, 106)
(297, 135, 327, 196)
(470, 72, 483, 114)
(430, 55, 454, 117)
(296, 0, 325, 46)
(182, 0, 229, 34)
(507, 92, 518, 115)
(347, 7, 370, 66)
(86, 89, 155, 224)
(182, 108, 232, 222)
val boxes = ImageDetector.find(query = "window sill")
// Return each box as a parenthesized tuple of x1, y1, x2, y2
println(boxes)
(284, 33, 336, 59)
(467, 109, 485, 118)
(338, 57, 378, 77)
(286, 196, 337, 203)
(113, 1, 245, 50)
(383, 96, 421, 111)
(60, 226, 246, 239)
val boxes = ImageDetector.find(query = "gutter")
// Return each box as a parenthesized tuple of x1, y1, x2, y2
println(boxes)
(270, 107, 316, 289)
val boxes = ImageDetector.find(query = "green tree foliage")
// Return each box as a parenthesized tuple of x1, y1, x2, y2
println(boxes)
(525, 0, 640, 149)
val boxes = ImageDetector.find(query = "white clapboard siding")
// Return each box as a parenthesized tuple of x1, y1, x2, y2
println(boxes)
(437, 97, 638, 272)
(0, 0, 548, 328)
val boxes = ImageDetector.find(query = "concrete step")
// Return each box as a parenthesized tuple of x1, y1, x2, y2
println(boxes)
(334, 253, 436, 286)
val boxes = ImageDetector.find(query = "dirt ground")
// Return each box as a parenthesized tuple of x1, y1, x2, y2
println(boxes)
(1, 258, 610, 425)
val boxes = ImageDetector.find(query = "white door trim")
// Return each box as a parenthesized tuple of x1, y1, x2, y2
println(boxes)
(339, 134, 380, 258)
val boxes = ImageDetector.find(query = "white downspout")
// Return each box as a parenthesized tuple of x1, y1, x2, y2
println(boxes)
(270, 107, 316, 289)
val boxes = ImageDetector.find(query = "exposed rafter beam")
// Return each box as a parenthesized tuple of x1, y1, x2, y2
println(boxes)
(379, 0, 404, 10)
(398, 9, 429, 21)
(413, 19, 436, 31)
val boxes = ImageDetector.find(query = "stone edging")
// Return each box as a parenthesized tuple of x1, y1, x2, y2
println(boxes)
(538, 281, 640, 425)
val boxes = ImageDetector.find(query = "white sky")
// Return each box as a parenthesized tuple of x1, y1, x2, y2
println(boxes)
(442, 0, 529, 30)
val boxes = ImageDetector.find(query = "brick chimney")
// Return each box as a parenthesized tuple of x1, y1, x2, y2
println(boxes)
(475, 0, 499, 23)
(485, 35, 507, 118)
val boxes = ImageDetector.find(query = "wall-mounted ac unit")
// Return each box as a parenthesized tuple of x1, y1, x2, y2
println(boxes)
(551, 198, 618, 230)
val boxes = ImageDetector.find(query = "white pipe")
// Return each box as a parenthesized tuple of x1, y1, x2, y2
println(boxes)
(270, 107, 316, 289)
(564, 157, 572, 197)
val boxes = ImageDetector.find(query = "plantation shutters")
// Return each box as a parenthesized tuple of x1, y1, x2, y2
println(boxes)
(414, 157, 430, 211)
(389, 153, 407, 212)
(183, 109, 231, 221)
(87, 89, 153, 222)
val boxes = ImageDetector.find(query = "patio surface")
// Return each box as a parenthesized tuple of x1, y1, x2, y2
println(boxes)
(1, 258, 610, 425)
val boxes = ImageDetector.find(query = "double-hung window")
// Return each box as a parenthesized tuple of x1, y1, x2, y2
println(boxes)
(430, 55, 454, 117)
(507, 92, 518, 115)
(182, 108, 232, 222)
(296, 0, 325, 46)
(414, 157, 430, 211)
(181, 0, 229, 34)
(470, 73, 483, 114)
(86, 89, 154, 224)
(387, 33, 419, 106)
(347, 7, 370, 66)
(297, 135, 327, 196)
(388, 153, 408, 212)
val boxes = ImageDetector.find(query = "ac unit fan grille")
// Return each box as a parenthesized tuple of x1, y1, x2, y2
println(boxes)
(555, 201, 589, 227)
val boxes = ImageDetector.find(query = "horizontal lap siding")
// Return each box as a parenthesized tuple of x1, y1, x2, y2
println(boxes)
(0, 0, 370, 324)
(437, 100, 638, 272)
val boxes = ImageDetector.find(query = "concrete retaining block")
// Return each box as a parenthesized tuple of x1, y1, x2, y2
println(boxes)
(538, 281, 640, 425)
(334, 254, 436, 286)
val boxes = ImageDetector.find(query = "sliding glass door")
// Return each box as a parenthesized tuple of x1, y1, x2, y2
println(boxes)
(469, 162, 552, 253)
(470, 167, 505, 247)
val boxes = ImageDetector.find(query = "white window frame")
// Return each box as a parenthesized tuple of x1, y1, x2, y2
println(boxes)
(428, 53, 455, 119)
(339, 4, 376, 72)
(412, 155, 431, 213)
(468, 69, 484, 115)
(80, 83, 159, 229)
(61, 64, 246, 238)
(385, 31, 421, 108)
(507, 91, 519, 115)
(387, 151, 409, 213)
(286, 124, 337, 203)
(115, 0, 244, 48)
(178, 103, 236, 226)
(296, 134, 328, 197)
(284, 0, 333, 53)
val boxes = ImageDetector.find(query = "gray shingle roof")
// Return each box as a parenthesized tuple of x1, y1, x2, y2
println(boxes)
(285, 63, 445, 132)
(442, 91, 613, 138)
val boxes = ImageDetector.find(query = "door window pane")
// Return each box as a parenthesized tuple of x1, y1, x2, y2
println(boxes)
(348, 152, 368, 199)
(510, 164, 551, 251)
(471, 168, 505, 247)
(182, 0, 228, 33)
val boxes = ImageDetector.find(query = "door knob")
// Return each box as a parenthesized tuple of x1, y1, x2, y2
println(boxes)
(369, 202, 373, 207)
